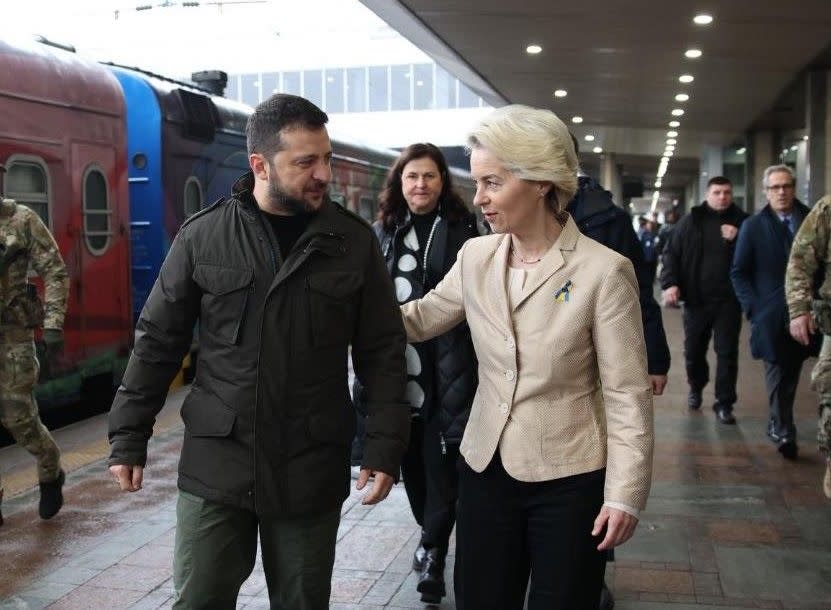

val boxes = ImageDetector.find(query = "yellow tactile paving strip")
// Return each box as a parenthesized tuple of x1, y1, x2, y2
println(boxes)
(2, 389, 186, 499)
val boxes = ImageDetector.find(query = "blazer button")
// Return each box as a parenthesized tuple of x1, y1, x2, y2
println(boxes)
(505, 369, 515, 381)
(506, 339, 516, 351)
(499, 402, 509, 415)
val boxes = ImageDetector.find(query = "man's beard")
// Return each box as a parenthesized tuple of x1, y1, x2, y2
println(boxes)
(267, 177, 320, 215)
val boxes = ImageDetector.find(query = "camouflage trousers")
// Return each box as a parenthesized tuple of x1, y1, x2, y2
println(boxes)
(0, 337, 61, 494)
(810, 334, 831, 454)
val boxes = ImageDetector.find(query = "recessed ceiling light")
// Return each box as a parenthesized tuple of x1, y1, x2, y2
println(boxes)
(554, 89, 568, 98)
(679, 74, 695, 83)
(416, 80, 424, 87)
(592, 146, 603, 154)
(693, 14, 713, 25)
(665, 146, 676, 152)
(667, 131, 679, 138)
(669, 120, 681, 128)
(526, 44, 542, 54)
(584, 134, 595, 141)
(571, 116, 583, 124)
(654, 181, 662, 188)
(666, 139, 677, 145)
(671, 109, 685, 116)
(675, 93, 690, 102)
(685, 49, 703, 59)
(803, 135, 809, 141)
(791, 144, 799, 151)
(736, 147, 746, 155)
(664, 151, 674, 157)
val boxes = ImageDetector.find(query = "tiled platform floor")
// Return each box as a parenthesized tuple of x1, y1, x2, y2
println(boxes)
(1, 305, 830, 609)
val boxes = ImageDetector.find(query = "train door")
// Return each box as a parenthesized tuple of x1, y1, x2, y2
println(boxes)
(71, 143, 129, 370)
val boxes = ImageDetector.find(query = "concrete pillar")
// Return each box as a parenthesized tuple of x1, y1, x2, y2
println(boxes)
(600, 153, 623, 206)
(748, 130, 775, 212)
(698, 144, 723, 204)
(827, 70, 831, 197)
(806, 70, 828, 205)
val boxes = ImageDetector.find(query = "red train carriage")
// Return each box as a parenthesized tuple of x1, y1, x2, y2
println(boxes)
(0, 37, 132, 406)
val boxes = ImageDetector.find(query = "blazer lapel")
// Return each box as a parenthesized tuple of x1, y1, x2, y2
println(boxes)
(512, 216, 579, 311)
(490, 235, 513, 327)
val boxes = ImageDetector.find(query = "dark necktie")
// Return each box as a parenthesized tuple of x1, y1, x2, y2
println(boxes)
(782, 216, 793, 235)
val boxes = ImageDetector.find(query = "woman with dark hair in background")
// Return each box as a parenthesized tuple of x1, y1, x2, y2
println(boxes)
(353, 143, 480, 604)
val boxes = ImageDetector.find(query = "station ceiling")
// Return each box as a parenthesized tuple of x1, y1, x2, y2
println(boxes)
(360, 0, 831, 197)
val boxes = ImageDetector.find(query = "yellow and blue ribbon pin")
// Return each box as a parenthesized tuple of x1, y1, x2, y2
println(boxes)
(554, 280, 572, 302)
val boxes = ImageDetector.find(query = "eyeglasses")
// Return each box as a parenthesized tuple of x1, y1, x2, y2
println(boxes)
(765, 183, 795, 191)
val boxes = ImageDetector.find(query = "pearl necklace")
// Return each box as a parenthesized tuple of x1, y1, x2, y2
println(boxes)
(510, 245, 542, 264)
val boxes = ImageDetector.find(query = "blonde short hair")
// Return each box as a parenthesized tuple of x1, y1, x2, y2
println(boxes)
(466, 104, 578, 217)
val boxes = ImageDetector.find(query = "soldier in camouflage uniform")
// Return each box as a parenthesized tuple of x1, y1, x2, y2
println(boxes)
(0, 164, 70, 524)
(785, 194, 831, 499)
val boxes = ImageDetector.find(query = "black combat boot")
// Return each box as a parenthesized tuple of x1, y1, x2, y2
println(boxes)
(416, 548, 445, 604)
(39, 469, 65, 519)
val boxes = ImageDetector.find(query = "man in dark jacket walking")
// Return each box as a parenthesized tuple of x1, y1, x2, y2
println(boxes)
(108, 94, 409, 609)
(731, 165, 819, 459)
(661, 176, 747, 424)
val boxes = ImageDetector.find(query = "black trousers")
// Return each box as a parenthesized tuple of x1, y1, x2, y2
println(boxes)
(455, 455, 606, 610)
(682, 299, 742, 409)
(401, 416, 459, 554)
(764, 347, 806, 444)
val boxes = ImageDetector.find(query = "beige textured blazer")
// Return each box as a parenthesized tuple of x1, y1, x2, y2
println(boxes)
(400, 216, 654, 512)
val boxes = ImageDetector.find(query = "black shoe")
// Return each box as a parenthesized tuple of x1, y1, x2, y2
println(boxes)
(715, 407, 736, 425)
(599, 579, 615, 609)
(777, 440, 798, 460)
(687, 389, 702, 410)
(417, 548, 446, 604)
(39, 469, 65, 520)
(412, 544, 427, 571)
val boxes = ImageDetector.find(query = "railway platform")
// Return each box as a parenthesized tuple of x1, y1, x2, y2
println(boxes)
(1, 306, 830, 609)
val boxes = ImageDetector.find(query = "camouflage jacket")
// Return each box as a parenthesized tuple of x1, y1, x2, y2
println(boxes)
(786, 195, 831, 320)
(0, 198, 69, 330)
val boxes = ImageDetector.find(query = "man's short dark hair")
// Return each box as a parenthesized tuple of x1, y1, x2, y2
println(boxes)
(246, 94, 328, 157)
(706, 176, 732, 189)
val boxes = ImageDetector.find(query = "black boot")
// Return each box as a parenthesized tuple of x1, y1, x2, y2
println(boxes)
(412, 544, 427, 570)
(416, 548, 446, 604)
(39, 469, 65, 519)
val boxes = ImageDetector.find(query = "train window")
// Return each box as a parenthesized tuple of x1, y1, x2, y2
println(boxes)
(184, 177, 203, 218)
(459, 82, 480, 109)
(282, 71, 301, 96)
(241, 74, 260, 106)
(358, 196, 375, 222)
(83, 167, 112, 255)
(435, 66, 457, 110)
(262, 72, 278, 97)
(4, 159, 50, 226)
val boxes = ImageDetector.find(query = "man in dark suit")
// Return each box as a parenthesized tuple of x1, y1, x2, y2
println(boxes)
(731, 164, 820, 459)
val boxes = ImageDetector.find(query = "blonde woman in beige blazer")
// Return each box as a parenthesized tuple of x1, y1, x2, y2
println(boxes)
(400, 105, 654, 610)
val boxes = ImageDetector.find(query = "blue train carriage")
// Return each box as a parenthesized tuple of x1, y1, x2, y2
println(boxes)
(104, 64, 252, 324)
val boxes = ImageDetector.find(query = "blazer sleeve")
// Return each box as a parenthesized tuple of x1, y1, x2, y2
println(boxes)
(593, 256, 655, 512)
(400, 240, 468, 342)
(730, 222, 757, 319)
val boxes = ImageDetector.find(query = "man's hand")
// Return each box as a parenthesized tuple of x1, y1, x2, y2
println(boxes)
(650, 375, 667, 396)
(789, 313, 816, 346)
(43, 328, 64, 364)
(721, 224, 739, 241)
(593, 505, 639, 551)
(662, 286, 681, 307)
(356, 468, 395, 505)
(109, 464, 143, 492)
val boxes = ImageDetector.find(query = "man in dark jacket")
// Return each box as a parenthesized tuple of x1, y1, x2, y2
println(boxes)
(107, 94, 409, 609)
(661, 176, 747, 424)
(731, 165, 819, 459)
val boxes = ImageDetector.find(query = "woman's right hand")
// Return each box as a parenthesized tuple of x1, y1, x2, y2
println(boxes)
(592, 505, 638, 550)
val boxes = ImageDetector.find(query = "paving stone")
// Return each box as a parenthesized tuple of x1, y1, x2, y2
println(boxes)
(616, 518, 690, 565)
(614, 567, 694, 595)
(46, 586, 146, 609)
(84, 563, 171, 592)
(334, 524, 416, 572)
(707, 520, 781, 545)
(646, 482, 772, 520)
(715, 546, 831, 603)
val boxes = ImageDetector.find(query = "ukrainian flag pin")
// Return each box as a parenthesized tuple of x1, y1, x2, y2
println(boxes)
(554, 280, 572, 302)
